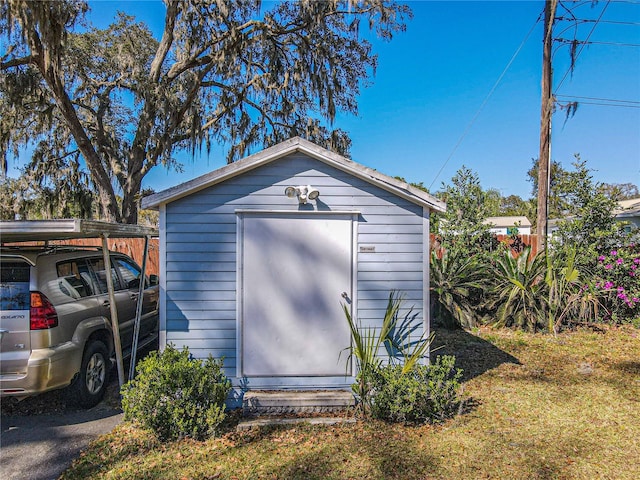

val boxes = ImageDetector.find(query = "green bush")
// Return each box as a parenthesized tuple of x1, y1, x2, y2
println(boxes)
(370, 355, 463, 425)
(121, 345, 231, 441)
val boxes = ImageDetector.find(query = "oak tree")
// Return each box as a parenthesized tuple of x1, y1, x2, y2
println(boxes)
(1, 0, 411, 223)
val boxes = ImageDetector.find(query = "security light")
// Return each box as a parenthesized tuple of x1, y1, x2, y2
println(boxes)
(307, 187, 320, 200)
(284, 186, 297, 198)
(284, 185, 320, 204)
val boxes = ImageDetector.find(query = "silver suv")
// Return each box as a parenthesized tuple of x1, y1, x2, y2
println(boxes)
(0, 246, 159, 407)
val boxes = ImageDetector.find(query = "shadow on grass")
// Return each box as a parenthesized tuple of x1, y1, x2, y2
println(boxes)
(266, 423, 442, 480)
(431, 327, 521, 382)
(612, 360, 640, 376)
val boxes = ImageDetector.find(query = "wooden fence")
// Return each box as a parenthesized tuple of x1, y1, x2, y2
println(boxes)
(495, 234, 540, 257)
(430, 233, 540, 258)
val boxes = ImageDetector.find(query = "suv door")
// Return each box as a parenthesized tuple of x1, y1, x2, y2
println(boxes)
(111, 256, 158, 343)
(0, 260, 32, 379)
(86, 256, 135, 350)
(86, 255, 157, 354)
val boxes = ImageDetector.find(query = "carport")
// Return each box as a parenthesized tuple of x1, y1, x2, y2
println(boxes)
(0, 219, 158, 386)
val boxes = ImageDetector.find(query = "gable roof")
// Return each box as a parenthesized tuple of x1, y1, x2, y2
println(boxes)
(614, 197, 640, 218)
(141, 137, 446, 213)
(483, 216, 532, 228)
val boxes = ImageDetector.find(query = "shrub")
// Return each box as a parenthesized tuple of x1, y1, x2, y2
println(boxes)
(486, 246, 546, 332)
(121, 345, 231, 441)
(594, 244, 640, 323)
(342, 291, 432, 417)
(430, 249, 489, 329)
(370, 355, 463, 425)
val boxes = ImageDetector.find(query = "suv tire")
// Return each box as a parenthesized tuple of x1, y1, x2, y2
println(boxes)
(68, 340, 110, 408)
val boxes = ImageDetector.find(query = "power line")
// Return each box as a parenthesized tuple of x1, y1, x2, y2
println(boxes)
(556, 37, 640, 47)
(578, 19, 640, 26)
(563, 100, 640, 108)
(427, 9, 544, 191)
(554, 0, 612, 94)
(556, 94, 640, 104)
(556, 17, 640, 26)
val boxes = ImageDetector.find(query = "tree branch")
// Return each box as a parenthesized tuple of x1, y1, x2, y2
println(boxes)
(0, 55, 35, 69)
(149, 0, 179, 83)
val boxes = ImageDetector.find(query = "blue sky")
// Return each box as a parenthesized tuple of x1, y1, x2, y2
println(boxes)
(9, 0, 640, 199)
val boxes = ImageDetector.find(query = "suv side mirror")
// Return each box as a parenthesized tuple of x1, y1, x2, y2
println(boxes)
(149, 274, 159, 286)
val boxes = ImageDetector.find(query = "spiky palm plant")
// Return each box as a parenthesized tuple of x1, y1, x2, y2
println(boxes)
(545, 248, 606, 333)
(430, 249, 489, 329)
(341, 291, 433, 416)
(488, 246, 546, 331)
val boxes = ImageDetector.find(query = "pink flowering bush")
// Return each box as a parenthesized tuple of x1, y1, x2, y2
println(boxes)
(595, 244, 640, 323)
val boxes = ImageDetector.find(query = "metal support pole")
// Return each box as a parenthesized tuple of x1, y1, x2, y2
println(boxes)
(102, 234, 125, 388)
(129, 235, 150, 381)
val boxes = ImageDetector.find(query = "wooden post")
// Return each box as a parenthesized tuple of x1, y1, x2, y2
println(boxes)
(537, 0, 558, 251)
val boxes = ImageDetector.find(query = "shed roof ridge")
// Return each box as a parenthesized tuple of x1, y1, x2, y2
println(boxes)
(141, 137, 445, 212)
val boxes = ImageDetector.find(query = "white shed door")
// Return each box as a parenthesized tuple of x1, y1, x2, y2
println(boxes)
(240, 214, 353, 377)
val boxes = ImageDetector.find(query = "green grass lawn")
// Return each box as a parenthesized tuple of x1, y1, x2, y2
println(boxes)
(62, 326, 640, 480)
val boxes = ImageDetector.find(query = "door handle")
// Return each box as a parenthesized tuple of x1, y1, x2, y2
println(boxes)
(102, 301, 110, 308)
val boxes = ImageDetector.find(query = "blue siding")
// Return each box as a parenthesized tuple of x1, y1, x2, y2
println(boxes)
(163, 152, 428, 385)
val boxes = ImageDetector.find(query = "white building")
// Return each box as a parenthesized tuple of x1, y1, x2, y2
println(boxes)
(483, 216, 532, 235)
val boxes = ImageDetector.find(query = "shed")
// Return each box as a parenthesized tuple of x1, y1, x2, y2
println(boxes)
(142, 137, 445, 405)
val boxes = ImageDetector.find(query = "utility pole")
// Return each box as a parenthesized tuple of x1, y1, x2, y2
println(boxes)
(537, 0, 558, 252)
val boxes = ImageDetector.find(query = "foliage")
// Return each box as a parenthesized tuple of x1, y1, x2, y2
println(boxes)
(434, 166, 498, 259)
(341, 290, 432, 416)
(0, 154, 97, 220)
(544, 247, 606, 333)
(430, 249, 489, 329)
(594, 245, 640, 323)
(487, 246, 546, 332)
(483, 188, 502, 216)
(1, 0, 411, 223)
(121, 344, 231, 441)
(499, 194, 535, 217)
(370, 355, 463, 425)
(599, 182, 639, 202)
(551, 158, 627, 265)
(527, 157, 572, 220)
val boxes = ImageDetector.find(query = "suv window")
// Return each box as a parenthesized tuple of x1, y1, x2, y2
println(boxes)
(113, 257, 144, 290)
(0, 261, 30, 310)
(86, 257, 123, 292)
(56, 260, 96, 299)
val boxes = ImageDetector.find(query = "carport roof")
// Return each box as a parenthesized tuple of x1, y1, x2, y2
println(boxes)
(0, 219, 157, 243)
(141, 136, 446, 213)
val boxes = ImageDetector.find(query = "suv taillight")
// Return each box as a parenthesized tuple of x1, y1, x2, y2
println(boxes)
(30, 292, 59, 330)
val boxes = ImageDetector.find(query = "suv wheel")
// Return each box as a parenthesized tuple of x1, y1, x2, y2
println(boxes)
(68, 340, 109, 408)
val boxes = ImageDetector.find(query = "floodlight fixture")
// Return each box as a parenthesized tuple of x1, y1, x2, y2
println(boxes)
(283, 185, 320, 204)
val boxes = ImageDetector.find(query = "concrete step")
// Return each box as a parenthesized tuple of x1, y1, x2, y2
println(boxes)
(242, 390, 355, 416)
